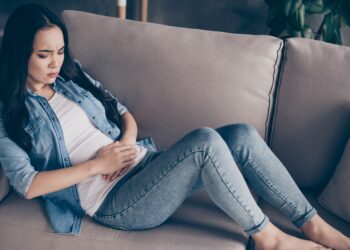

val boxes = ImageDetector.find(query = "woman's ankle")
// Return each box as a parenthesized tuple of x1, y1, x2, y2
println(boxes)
(300, 214, 320, 235)
(251, 222, 280, 248)
(252, 221, 330, 250)
(300, 214, 350, 249)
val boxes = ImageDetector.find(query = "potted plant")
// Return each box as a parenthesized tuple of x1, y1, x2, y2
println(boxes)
(265, 0, 350, 44)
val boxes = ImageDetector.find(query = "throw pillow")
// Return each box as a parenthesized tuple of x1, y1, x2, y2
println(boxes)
(318, 139, 350, 222)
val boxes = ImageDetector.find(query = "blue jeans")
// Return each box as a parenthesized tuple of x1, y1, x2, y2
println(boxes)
(92, 124, 317, 235)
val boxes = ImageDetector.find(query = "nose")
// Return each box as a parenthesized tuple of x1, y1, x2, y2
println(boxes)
(49, 54, 59, 68)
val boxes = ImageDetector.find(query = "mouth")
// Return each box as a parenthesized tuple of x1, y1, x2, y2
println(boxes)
(47, 72, 59, 77)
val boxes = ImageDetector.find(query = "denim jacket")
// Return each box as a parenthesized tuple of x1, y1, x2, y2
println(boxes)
(0, 66, 156, 234)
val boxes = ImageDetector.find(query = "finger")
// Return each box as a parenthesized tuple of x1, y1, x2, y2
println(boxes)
(106, 164, 132, 182)
(111, 166, 129, 180)
(116, 149, 137, 161)
(109, 170, 122, 182)
(104, 142, 118, 149)
(109, 166, 129, 181)
(121, 159, 135, 169)
(121, 153, 137, 163)
(117, 166, 130, 177)
(104, 171, 117, 182)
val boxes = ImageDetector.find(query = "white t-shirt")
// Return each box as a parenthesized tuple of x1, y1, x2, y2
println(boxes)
(48, 91, 147, 216)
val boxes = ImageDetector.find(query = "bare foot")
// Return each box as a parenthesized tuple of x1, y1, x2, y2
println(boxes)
(301, 214, 350, 250)
(253, 222, 330, 250)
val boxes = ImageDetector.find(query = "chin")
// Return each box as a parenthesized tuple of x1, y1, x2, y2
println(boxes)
(45, 77, 57, 83)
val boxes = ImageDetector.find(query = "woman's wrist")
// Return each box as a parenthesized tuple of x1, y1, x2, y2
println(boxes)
(86, 159, 101, 176)
(119, 135, 136, 144)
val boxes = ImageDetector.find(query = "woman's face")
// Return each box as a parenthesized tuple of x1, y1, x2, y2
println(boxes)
(27, 25, 65, 92)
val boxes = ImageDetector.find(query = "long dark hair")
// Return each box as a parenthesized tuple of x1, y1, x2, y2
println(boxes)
(0, 3, 122, 152)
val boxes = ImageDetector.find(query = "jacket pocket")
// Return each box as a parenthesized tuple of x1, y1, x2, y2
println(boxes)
(24, 117, 54, 155)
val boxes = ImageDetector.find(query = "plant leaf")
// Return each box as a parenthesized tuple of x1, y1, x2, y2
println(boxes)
(323, 0, 337, 9)
(322, 11, 342, 44)
(285, 0, 303, 16)
(289, 4, 305, 31)
(283, 0, 293, 16)
(304, 0, 324, 14)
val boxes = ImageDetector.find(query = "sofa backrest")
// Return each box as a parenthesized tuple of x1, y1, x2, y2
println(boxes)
(270, 38, 350, 190)
(62, 10, 283, 149)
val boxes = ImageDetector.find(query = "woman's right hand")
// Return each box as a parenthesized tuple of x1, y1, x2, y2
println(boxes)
(93, 142, 137, 175)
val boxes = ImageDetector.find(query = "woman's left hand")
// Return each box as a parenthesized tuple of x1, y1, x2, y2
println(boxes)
(102, 137, 136, 182)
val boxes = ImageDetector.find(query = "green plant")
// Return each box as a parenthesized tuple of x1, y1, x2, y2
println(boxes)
(265, 0, 350, 45)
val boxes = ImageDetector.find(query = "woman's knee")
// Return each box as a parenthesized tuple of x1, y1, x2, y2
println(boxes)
(216, 123, 261, 146)
(188, 127, 225, 148)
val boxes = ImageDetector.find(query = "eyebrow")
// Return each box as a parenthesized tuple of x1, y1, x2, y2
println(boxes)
(34, 46, 65, 53)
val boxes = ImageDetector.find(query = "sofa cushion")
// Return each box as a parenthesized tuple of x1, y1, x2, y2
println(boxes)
(62, 10, 283, 149)
(0, 191, 248, 250)
(318, 139, 350, 223)
(270, 38, 350, 189)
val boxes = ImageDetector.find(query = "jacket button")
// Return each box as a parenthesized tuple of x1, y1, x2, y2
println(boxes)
(78, 100, 82, 104)
(92, 116, 95, 119)
(108, 131, 111, 134)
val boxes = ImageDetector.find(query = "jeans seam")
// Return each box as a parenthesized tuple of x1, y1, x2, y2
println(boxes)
(95, 148, 209, 218)
(203, 152, 255, 217)
(232, 149, 303, 216)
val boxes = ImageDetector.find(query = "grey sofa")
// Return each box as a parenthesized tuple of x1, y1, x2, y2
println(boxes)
(0, 10, 349, 250)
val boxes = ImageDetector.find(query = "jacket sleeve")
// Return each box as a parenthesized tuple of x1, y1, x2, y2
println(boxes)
(0, 102, 39, 198)
(73, 59, 128, 116)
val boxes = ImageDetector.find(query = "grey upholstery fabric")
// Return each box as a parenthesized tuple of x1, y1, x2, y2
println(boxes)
(0, 191, 249, 250)
(2, 8, 348, 250)
(0, 10, 281, 250)
(270, 38, 350, 189)
(318, 139, 350, 223)
(62, 10, 283, 149)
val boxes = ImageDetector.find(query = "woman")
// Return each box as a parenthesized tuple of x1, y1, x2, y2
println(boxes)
(0, 4, 348, 250)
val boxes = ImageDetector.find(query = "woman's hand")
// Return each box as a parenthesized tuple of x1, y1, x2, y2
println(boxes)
(101, 112, 138, 182)
(101, 138, 137, 182)
(93, 141, 137, 177)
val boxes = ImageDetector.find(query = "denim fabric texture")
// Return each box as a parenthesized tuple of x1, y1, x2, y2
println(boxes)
(0, 60, 316, 235)
(0, 64, 157, 234)
(93, 124, 316, 235)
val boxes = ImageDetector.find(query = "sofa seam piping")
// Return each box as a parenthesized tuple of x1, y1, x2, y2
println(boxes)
(265, 39, 283, 143)
(267, 38, 288, 147)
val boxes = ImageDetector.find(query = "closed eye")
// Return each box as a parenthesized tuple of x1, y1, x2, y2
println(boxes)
(37, 54, 48, 59)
